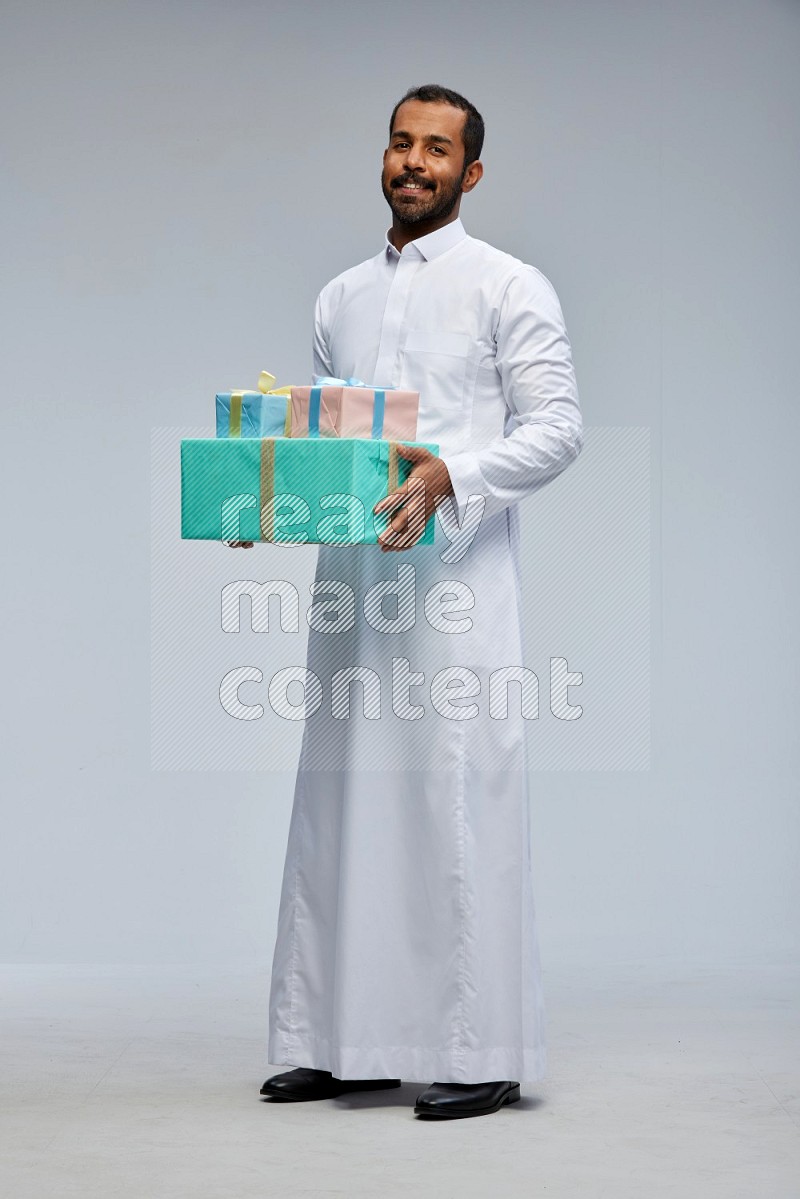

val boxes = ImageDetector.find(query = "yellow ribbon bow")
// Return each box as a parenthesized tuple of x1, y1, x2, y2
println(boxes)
(258, 370, 293, 437)
(257, 369, 292, 397)
(228, 370, 294, 438)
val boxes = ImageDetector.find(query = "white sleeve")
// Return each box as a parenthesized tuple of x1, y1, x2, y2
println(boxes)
(312, 289, 335, 378)
(438, 266, 583, 521)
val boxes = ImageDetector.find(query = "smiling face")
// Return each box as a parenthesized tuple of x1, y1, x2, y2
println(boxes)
(381, 99, 482, 230)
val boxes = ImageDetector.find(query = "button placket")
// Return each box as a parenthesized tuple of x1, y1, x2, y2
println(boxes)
(373, 252, 421, 387)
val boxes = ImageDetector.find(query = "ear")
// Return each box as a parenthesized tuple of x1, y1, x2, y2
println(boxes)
(462, 160, 483, 194)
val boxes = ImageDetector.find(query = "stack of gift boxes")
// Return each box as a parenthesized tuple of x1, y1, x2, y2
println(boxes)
(181, 370, 439, 546)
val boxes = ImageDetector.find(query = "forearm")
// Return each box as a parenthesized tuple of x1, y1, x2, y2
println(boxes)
(440, 265, 583, 522)
(440, 402, 582, 522)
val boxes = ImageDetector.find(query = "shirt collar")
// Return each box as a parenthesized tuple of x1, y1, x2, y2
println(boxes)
(384, 216, 467, 262)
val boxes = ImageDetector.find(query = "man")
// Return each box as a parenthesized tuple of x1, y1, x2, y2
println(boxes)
(257, 83, 582, 1119)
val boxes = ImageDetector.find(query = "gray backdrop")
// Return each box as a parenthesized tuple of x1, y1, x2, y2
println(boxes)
(1, 0, 797, 972)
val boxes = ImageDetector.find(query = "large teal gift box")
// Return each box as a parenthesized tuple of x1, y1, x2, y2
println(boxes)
(181, 437, 439, 546)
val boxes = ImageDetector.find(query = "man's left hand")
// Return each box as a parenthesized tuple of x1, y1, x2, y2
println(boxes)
(373, 444, 454, 552)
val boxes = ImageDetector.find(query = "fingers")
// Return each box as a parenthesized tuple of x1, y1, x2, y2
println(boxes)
(372, 489, 405, 516)
(373, 474, 428, 516)
(377, 495, 428, 552)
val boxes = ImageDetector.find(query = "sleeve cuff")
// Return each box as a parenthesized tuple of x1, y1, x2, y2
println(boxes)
(438, 449, 489, 524)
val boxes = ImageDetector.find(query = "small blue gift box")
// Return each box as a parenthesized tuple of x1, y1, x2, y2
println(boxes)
(215, 390, 290, 439)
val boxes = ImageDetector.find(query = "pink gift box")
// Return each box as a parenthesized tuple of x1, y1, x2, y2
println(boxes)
(289, 385, 419, 441)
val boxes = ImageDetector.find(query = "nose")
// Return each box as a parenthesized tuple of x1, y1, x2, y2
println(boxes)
(403, 143, 426, 172)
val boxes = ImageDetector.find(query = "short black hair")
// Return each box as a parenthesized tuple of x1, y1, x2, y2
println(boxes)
(389, 84, 484, 168)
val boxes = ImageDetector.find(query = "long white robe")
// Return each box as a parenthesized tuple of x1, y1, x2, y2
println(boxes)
(267, 217, 582, 1083)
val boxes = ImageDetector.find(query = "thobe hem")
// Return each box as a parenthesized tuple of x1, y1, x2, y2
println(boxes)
(267, 1029, 547, 1085)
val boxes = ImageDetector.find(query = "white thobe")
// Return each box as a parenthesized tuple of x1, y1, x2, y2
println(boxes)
(267, 216, 582, 1083)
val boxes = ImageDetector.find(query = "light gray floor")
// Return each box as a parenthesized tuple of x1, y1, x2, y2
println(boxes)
(1, 960, 797, 1198)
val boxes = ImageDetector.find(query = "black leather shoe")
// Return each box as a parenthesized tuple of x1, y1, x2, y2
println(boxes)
(414, 1080, 521, 1118)
(260, 1067, 402, 1101)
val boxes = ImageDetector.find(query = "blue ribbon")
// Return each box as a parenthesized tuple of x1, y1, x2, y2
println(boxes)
(309, 387, 322, 438)
(309, 376, 393, 439)
(313, 375, 367, 387)
(371, 389, 385, 439)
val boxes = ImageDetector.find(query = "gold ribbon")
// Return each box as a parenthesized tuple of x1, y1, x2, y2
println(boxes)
(259, 438, 276, 541)
(387, 441, 399, 495)
(229, 391, 244, 437)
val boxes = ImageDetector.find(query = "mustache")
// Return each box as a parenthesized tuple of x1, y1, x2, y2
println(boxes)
(392, 175, 433, 189)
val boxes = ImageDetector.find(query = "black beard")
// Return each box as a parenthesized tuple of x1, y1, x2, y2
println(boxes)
(381, 168, 466, 227)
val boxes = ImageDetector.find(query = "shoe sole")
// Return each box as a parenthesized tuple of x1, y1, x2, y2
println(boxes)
(261, 1079, 402, 1102)
(414, 1084, 521, 1118)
